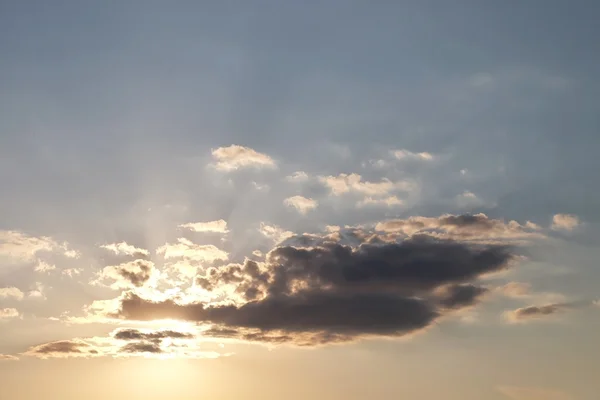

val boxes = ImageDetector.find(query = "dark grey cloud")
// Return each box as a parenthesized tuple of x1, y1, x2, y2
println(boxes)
(24, 340, 99, 358)
(120, 341, 163, 354)
(113, 260, 153, 287)
(113, 328, 194, 341)
(437, 284, 489, 309)
(509, 302, 577, 321)
(110, 230, 515, 345)
(28, 340, 88, 354)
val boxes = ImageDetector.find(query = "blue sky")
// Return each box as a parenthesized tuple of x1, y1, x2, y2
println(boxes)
(1, 2, 599, 399)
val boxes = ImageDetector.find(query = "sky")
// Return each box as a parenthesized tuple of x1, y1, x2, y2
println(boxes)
(1, 1, 599, 399)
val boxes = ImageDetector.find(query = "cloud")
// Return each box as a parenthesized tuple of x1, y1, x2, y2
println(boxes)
(0, 287, 24, 300)
(500, 282, 532, 298)
(24, 340, 96, 358)
(94, 260, 155, 289)
(24, 329, 226, 359)
(375, 213, 544, 244)
(28, 282, 47, 299)
(0, 230, 57, 262)
(357, 195, 403, 208)
(284, 196, 318, 214)
(259, 223, 294, 244)
(113, 328, 194, 341)
(391, 149, 434, 161)
(101, 242, 150, 257)
(505, 302, 582, 322)
(455, 191, 486, 208)
(120, 341, 163, 354)
(211, 145, 276, 171)
(497, 386, 574, 400)
(108, 230, 514, 346)
(318, 173, 413, 197)
(0, 308, 19, 319)
(551, 214, 580, 231)
(285, 171, 309, 182)
(156, 239, 228, 263)
(437, 284, 488, 309)
(0, 354, 18, 361)
(62, 268, 83, 277)
(34, 260, 56, 273)
(179, 219, 229, 233)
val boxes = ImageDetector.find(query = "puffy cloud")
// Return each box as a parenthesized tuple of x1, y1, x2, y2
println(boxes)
(551, 214, 580, 231)
(284, 196, 318, 214)
(0, 231, 57, 262)
(62, 268, 83, 277)
(179, 219, 229, 233)
(27, 282, 47, 299)
(497, 386, 574, 400)
(285, 171, 309, 182)
(101, 242, 150, 257)
(259, 223, 294, 244)
(0, 231, 77, 263)
(109, 229, 514, 346)
(34, 260, 56, 273)
(94, 259, 155, 289)
(391, 149, 434, 161)
(0, 287, 24, 300)
(0, 308, 20, 319)
(157, 239, 228, 263)
(211, 145, 276, 171)
(318, 173, 413, 196)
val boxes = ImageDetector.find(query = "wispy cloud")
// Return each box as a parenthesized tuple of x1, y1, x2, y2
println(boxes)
(179, 219, 229, 233)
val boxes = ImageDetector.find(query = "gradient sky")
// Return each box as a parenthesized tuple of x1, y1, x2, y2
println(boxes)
(1, 1, 599, 399)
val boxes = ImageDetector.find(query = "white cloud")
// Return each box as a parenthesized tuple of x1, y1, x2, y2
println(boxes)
(101, 242, 150, 257)
(285, 171, 309, 182)
(179, 219, 229, 233)
(357, 195, 403, 208)
(0, 231, 58, 262)
(284, 196, 318, 214)
(34, 259, 56, 273)
(497, 386, 573, 400)
(318, 173, 413, 197)
(157, 239, 228, 263)
(211, 145, 276, 171)
(455, 191, 486, 208)
(0, 308, 19, 319)
(0, 287, 24, 300)
(391, 149, 434, 161)
(62, 268, 83, 278)
(28, 282, 47, 299)
(551, 214, 580, 231)
(259, 223, 294, 244)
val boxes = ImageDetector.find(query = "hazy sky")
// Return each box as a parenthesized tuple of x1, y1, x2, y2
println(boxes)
(1, 1, 599, 399)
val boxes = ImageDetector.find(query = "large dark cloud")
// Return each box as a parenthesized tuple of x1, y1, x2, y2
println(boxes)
(111, 231, 515, 345)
